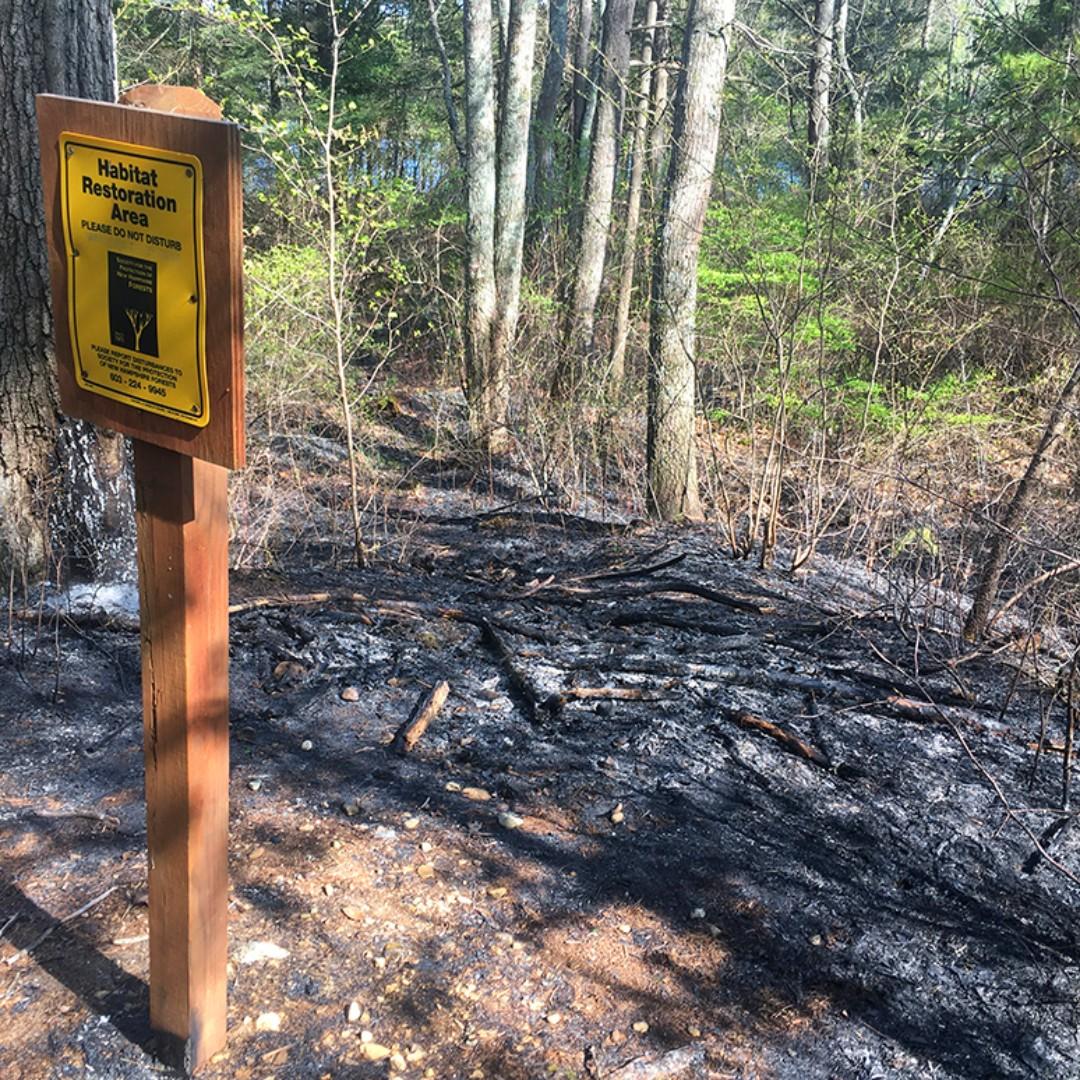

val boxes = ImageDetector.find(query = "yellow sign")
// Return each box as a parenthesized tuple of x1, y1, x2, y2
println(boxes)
(59, 132, 208, 426)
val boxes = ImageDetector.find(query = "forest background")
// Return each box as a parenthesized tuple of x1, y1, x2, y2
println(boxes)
(4, 0, 1080, 647)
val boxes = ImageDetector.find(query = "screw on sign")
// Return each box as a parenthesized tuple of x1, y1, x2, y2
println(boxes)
(37, 86, 244, 1073)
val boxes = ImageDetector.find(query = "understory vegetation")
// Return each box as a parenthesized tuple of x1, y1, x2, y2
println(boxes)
(112, 0, 1080, 646)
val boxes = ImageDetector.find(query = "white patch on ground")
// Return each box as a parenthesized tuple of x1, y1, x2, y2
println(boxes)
(48, 581, 140, 625)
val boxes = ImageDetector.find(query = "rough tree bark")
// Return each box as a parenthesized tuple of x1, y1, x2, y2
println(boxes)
(609, 0, 660, 385)
(556, 0, 635, 394)
(463, 0, 537, 452)
(528, 0, 568, 209)
(808, 0, 835, 177)
(646, 0, 736, 520)
(0, 0, 134, 581)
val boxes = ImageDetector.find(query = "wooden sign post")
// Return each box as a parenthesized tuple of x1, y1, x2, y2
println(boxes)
(37, 89, 244, 1073)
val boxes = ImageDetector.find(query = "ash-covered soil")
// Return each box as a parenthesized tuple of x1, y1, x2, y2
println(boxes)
(2, 505, 1080, 1079)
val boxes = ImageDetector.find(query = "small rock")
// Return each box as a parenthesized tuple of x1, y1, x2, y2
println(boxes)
(688, 1026, 702, 1038)
(487, 886, 508, 899)
(342, 905, 365, 921)
(545, 1012, 562, 1025)
(420, 841, 433, 853)
(810, 934, 823, 946)
(362, 1043, 391, 1062)
(248, 778, 262, 792)
(239, 941, 290, 965)
(445, 781, 463, 792)
(416, 864, 436, 880)
(323, 883, 334, 897)
(618, 923, 632, 934)
(632, 1020, 649, 1034)
(404, 816, 421, 830)
(342, 799, 361, 817)
(390, 1052, 407, 1071)
(347, 1001, 362, 1023)
(497, 811, 524, 830)
(609, 803, 625, 824)
(610, 1029, 627, 1044)
(462, 786, 492, 802)
(255, 1012, 282, 1032)
(300, 739, 313, 751)
(341, 686, 360, 702)
(689, 908, 706, 920)
(360, 1029, 374, 1043)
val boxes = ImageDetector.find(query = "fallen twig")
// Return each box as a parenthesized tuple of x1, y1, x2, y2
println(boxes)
(726, 708, 833, 769)
(391, 681, 450, 754)
(543, 686, 664, 713)
(3, 885, 119, 966)
(478, 620, 544, 724)
(575, 551, 687, 583)
(640, 578, 776, 615)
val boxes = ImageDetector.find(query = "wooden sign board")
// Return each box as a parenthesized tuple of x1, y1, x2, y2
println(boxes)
(37, 94, 244, 469)
(37, 88, 244, 1074)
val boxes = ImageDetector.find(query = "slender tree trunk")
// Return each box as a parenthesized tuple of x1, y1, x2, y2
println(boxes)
(463, 0, 500, 449)
(646, 0, 735, 520)
(609, 0, 659, 384)
(426, 0, 466, 165)
(0, 0, 134, 582)
(808, 0, 835, 177)
(572, 0, 596, 149)
(834, 0, 863, 174)
(491, 0, 539, 422)
(647, 4, 670, 194)
(556, 0, 634, 394)
(963, 363, 1080, 639)
(528, 0, 568, 209)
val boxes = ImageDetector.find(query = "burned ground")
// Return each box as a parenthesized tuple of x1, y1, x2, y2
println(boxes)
(2, 503, 1080, 1079)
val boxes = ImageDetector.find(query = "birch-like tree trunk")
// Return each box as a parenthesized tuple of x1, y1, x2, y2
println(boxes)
(609, 0, 659, 384)
(492, 0, 539, 403)
(808, 0, 835, 176)
(557, 0, 635, 394)
(528, 0, 568, 209)
(463, 0, 500, 447)
(646, 0, 735, 520)
(834, 0, 863, 174)
(647, 3, 671, 194)
(0, 0, 134, 581)
(463, 0, 537, 452)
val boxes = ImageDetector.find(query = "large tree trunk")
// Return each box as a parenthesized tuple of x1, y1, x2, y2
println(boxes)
(807, 0, 835, 177)
(464, 0, 537, 453)
(492, 0, 539, 409)
(609, 0, 660, 385)
(556, 0, 635, 394)
(463, 0, 501, 449)
(528, 0, 568, 210)
(0, 0, 134, 582)
(646, 0, 735, 520)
